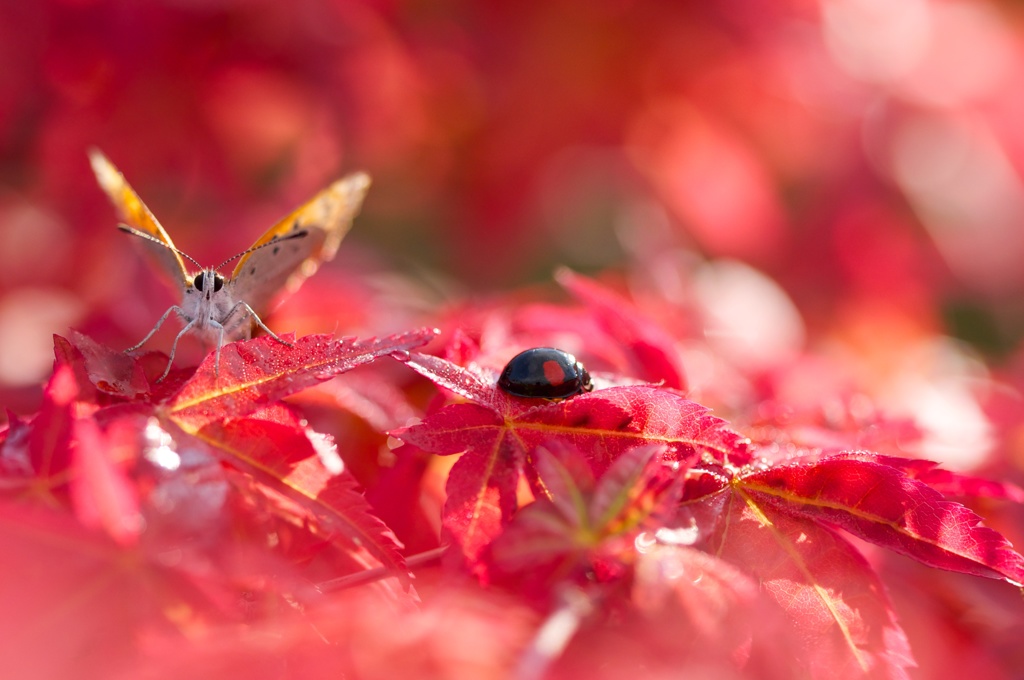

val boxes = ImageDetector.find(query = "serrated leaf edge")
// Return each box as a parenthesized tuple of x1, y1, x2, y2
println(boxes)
(739, 470, 1024, 584)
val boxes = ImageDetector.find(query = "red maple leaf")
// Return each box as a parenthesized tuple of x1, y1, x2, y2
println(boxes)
(194, 405, 409, 581)
(2, 329, 436, 597)
(391, 351, 748, 576)
(389, 346, 1024, 676)
(735, 452, 1024, 584)
(167, 329, 438, 430)
(491, 443, 683, 591)
(675, 449, 1024, 677)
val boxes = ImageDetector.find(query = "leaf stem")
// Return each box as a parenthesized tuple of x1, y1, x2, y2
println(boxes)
(315, 546, 449, 593)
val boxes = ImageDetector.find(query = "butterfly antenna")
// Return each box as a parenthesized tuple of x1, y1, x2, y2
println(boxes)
(118, 225, 204, 269)
(212, 229, 309, 270)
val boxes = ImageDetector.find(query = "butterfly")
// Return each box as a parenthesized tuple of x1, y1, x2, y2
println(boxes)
(89, 149, 371, 380)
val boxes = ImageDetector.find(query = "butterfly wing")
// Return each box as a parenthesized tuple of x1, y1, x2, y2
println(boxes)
(89, 149, 189, 292)
(228, 172, 371, 315)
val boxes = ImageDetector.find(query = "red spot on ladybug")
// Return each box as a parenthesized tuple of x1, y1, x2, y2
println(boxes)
(498, 348, 593, 400)
(542, 360, 568, 386)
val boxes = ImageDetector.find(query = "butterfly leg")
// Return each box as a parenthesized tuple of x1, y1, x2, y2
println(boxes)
(199, 303, 290, 379)
(158, 316, 199, 382)
(212, 321, 226, 377)
(125, 305, 185, 353)
(223, 301, 294, 348)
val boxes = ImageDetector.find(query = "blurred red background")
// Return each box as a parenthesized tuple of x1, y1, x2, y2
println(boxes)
(2, 0, 1024, 461)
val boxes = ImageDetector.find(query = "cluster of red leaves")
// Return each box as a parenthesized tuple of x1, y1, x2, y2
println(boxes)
(0, 329, 437, 679)
(4, 1, 1024, 677)
(393, 349, 1024, 678)
(3, 268, 1024, 680)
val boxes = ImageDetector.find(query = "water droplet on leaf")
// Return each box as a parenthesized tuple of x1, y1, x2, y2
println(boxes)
(655, 520, 700, 546)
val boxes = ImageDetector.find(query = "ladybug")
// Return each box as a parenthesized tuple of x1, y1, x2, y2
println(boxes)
(497, 347, 593, 400)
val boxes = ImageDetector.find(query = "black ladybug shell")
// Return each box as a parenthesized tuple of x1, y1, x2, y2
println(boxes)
(497, 347, 593, 400)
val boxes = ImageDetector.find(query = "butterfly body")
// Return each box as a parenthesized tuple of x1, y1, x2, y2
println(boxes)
(123, 260, 257, 371)
(91, 150, 370, 379)
(181, 268, 248, 345)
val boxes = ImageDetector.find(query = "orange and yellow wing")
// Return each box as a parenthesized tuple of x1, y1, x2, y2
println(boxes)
(228, 172, 371, 314)
(89, 149, 189, 292)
